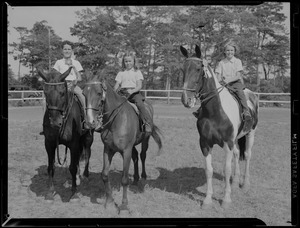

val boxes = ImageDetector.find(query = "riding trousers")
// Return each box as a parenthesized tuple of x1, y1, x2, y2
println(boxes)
(227, 79, 250, 113)
(127, 92, 153, 126)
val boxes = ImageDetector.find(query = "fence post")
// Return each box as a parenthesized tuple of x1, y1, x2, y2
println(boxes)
(167, 90, 170, 104)
(21, 91, 24, 102)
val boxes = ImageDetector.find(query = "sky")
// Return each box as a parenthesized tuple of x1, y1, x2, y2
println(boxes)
(7, 4, 291, 77)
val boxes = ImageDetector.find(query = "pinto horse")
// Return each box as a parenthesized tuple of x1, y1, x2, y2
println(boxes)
(83, 75, 162, 213)
(180, 45, 259, 209)
(38, 68, 94, 202)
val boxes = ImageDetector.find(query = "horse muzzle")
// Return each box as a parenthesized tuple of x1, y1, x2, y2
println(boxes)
(181, 90, 196, 108)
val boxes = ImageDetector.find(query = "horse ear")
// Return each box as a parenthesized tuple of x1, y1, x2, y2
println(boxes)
(180, 46, 189, 58)
(37, 68, 48, 82)
(60, 67, 72, 81)
(195, 45, 201, 58)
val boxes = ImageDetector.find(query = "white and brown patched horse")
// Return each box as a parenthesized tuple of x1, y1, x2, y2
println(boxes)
(180, 45, 259, 209)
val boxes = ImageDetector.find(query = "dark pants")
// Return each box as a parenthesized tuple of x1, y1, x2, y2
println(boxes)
(227, 79, 249, 113)
(127, 92, 153, 125)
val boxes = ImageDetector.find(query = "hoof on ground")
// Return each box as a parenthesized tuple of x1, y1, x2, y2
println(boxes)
(241, 184, 250, 193)
(105, 201, 119, 215)
(70, 193, 80, 202)
(119, 209, 130, 217)
(221, 201, 231, 210)
(45, 191, 55, 202)
(202, 202, 212, 210)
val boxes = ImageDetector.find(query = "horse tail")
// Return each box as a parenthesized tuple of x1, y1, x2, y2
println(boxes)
(238, 136, 246, 161)
(151, 124, 163, 154)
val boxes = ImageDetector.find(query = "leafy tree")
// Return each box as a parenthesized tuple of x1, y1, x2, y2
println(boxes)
(9, 21, 62, 76)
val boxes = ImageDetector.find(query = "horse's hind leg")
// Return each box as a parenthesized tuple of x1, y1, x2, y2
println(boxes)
(45, 141, 56, 201)
(232, 144, 241, 189)
(242, 130, 255, 192)
(141, 137, 150, 180)
(132, 147, 139, 185)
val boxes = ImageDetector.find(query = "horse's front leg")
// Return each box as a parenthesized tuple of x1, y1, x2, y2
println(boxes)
(102, 146, 117, 212)
(45, 141, 56, 202)
(69, 146, 80, 202)
(119, 147, 132, 214)
(222, 143, 234, 209)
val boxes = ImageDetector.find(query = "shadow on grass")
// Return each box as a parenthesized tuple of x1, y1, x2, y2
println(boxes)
(138, 167, 223, 200)
(30, 165, 223, 204)
(29, 165, 123, 204)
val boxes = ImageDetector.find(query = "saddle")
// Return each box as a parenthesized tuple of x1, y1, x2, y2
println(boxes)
(226, 87, 250, 134)
(117, 89, 148, 132)
(73, 93, 86, 130)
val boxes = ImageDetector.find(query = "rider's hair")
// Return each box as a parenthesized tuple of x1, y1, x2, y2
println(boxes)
(121, 51, 139, 71)
(61, 40, 74, 49)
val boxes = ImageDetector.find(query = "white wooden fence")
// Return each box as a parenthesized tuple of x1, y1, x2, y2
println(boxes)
(8, 90, 290, 105)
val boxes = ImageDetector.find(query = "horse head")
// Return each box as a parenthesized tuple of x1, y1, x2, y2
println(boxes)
(83, 74, 107, 130)
(180, 45, 207, 108)
(37, 67, 72, 129)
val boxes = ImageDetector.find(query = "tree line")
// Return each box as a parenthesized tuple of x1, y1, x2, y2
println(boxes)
(9, 4, 290, 94)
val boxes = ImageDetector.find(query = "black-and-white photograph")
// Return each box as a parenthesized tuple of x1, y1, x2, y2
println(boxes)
(4, 3, 294, 226)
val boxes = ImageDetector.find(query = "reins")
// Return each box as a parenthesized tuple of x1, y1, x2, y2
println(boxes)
(44, 81, 75, 166)
(85, 81, 128, 131)
(183, 58, 228, 105)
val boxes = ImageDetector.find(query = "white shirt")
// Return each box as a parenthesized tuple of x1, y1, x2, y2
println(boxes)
(115, 69, 144, 88)
(215, 56, 243, 79)
(53, 58, 83, 81)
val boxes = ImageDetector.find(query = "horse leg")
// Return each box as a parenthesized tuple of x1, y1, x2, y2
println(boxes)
(222, 143, 234, 209)
(102, 146, 117, 211)
(132, 147, 139, 185)
(119, 147, 132, 213)
(141, 137, 150, 180)
(241, 131, 255, 192)
(45, 141, 56, 202)
(69, 146, 80, 202)
(202, 151, 213, 209)
(82, 133, 93, 179)
(232, 144, 240, 190)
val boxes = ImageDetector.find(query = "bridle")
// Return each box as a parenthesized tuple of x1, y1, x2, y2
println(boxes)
(43, 80, 75, 165)
(84, 81, 128, 130)
(182, 57, 226, 104)
(44, 81, 69, 118)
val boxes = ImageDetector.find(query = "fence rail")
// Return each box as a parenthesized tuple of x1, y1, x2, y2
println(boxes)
(8, 90, 290, 104)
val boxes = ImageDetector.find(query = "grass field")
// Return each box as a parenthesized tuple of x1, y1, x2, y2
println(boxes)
(7, 104, 292, 225)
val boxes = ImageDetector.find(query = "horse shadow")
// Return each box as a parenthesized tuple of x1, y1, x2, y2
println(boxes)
(129, 167, 224, 203)
(30, 165, 223, 204)
(29, 165, 123, 204)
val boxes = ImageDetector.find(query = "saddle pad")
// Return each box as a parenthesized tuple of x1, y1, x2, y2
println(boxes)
(128, 101, 139, 114)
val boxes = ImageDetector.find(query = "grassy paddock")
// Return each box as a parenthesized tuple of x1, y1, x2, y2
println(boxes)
(7, 105, 291, 225)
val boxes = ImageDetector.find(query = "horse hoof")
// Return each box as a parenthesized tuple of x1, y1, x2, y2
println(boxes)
(70, 193, 80, 202)
(119, 209, 130, 217)
(45, 191, 55, 202)
(241, 184, 250, 193)
(202, 202, 212, 210)
(105, 202, 119, 215)
(221, 201, 231, 210)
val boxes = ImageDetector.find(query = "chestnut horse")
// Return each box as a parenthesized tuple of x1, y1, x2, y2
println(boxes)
(180, 45, 259, 209)
(83, 75, 162, 213)
(38, 68, 94, 202)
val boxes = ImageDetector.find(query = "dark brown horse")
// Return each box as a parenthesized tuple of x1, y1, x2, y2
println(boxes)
(180, 45, 259, 209)
(82, 75, 162, 213)
(38, 68, 94, 202)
